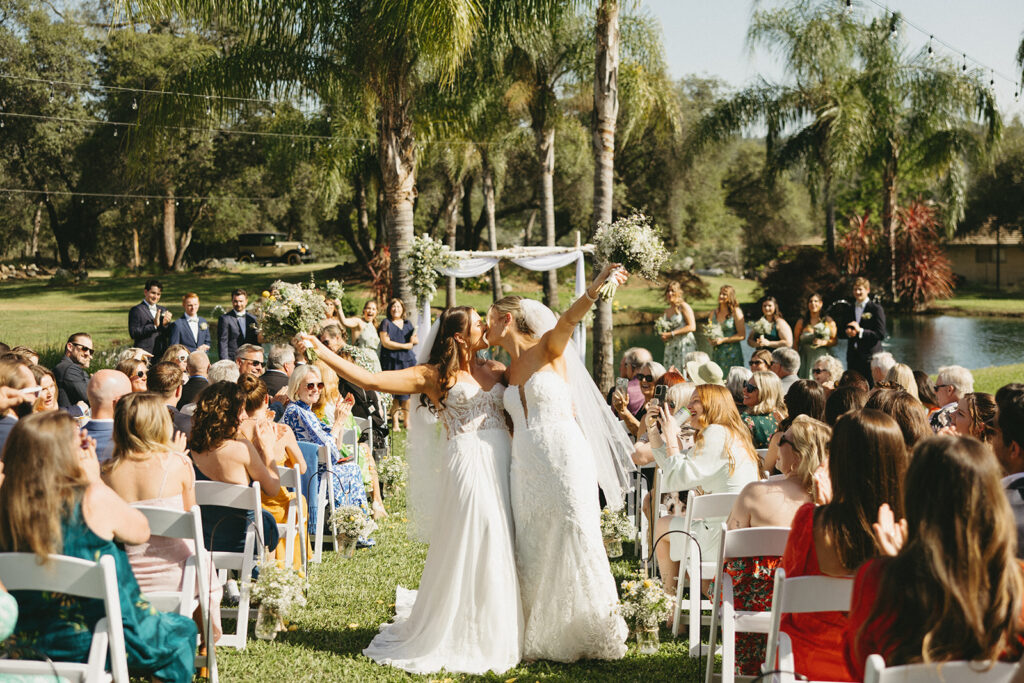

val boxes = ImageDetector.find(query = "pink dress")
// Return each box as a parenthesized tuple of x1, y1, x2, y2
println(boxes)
(125, 451, 222, 638)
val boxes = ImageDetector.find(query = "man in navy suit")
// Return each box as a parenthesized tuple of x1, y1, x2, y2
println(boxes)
(128, 279, 172, 357)
(168, 292, 212, 353)
(837, 277, 887, 385)
(218, 288, 259, 360)
(84, 369, 132, 462)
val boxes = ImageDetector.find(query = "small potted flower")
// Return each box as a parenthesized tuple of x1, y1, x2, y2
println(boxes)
(329, 504, 377, 558)
(377, 453, 408, 499)
(251, 559, 307, 641)
(599, 507, 633, 558)
(617, 572, 674, 653)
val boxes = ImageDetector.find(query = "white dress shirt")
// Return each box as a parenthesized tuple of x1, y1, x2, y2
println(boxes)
(235, 311, 247, 336)
(187, 316, 199, 342)
(146, 301, 158, 320)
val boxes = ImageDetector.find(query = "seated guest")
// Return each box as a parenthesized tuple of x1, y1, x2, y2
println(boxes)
(748, 348, 773, 374)
(116, 357, 149, 393)
(161, 344, 190, 374)
(770, 347, 800, 394)
(725, 415, 831, 675)
(763, 379, 825, 473)
(280, 364, 374, 542)
(0, 358, 35, 452)
(930, 364, 974, 432)
(844, 436, 1024, 679)
(631, 381, 695, 468)
(208, 359, 241, 384)
(684, 359, 724, 388)
(235, 344, 265, 379)
(188, 381, 280, 554)
(53, 332, 92, 411)
(102, 392, 222, 640)
(29, 365, 58, 413)
(995, 385, 1024, 557)
(178, 350, 210, 410)
(811, 355, 844, 392)
(648, 384, 761, 594)
(824, 384, 867, 426)
(726, 366, 752, 412)
(0, 412, 197, 683)
(608, 347, 653, 415)
(836, 369, 870, 393)
(865, 388, 931, 450)
(84, 369, 133, 462)
(262, 344, 295, 398)
(613, 360, 665, 437)
(148, 361, 191, 436)
(870, 351, 896, 386)
(884, 363, 919, 400)
(236, 375, 310, 568)
(9, 346, 39, 365)
(913, 369, 940, 414)
(950, 391, 998, 446)
(780, 409, 907, 682)
(118, 347, 154, 365)
(740, 370, 784, 449)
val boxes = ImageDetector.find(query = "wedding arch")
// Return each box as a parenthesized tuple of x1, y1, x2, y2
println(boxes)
(418, 242, 595, 362)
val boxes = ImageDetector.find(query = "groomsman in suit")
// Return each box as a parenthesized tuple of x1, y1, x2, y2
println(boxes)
(218, 289, 259, 360)
(838, 277, 887, 385)
(128, 279, 173, 356)
(168, 292, 212, 353)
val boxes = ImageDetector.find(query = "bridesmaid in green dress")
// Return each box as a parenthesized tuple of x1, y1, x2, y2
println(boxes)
(708, 285, 746, 374)
(746, 297, 793, 352)
(792, 293, 838, 379)
(0, 412, 198, 683)
(659, 281, 697, 371)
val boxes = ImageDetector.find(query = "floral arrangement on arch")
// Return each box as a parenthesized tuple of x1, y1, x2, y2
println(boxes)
(592, 212, 668, 299)
(409, 235, 455, 305)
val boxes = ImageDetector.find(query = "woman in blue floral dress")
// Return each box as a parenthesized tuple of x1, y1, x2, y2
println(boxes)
(0, 412, 197, 683)
(659, 281, 697, 371)
(707, 285, 746, 374)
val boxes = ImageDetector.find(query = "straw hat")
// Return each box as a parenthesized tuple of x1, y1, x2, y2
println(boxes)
(685, 360, 724, 386)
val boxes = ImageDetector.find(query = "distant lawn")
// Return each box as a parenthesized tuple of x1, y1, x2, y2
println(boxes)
(931, 283, 1024, 317)
(971, 363, 1024, 394)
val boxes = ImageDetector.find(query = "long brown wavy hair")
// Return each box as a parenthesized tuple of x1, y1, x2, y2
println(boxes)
(859, 436, 1024, 666)
(817, 409, 907, 570)
(189, 381, 245, 453)
(420, 306, 475, 413)
(693, 384, 758, 476)
(0, 412, 89, 560)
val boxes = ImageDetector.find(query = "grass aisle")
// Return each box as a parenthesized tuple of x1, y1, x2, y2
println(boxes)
(217, 435, 701, 682)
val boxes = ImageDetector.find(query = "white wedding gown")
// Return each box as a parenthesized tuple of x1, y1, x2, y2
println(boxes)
(504, 370, 628, 662)
(363, 382, 523, 675)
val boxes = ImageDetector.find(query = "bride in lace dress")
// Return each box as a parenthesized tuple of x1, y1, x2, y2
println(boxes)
(486, 263, 634, 662)
(302, 307, 522, 675)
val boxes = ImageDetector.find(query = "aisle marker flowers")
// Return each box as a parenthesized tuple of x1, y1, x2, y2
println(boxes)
(592, 212, 667, 300)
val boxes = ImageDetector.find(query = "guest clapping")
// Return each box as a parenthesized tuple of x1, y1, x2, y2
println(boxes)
(117, 357, 149, 393)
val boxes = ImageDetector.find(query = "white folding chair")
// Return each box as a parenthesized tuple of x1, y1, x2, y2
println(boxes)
(762, 568, 855, 683)
(633, 465, 652, 559)
(354, 416, 372, 455)
(133, 504, 219, 683)
(671, 489, 741, 656)
(0, 553, 129, 683)
(313, 443, 339, 563)
(863, 655, 1019, 683)
(194, 480, 263, 650)
(756, 448, 771, 476)
(276, 463, 308, 576)
(704, 523, 791, 683)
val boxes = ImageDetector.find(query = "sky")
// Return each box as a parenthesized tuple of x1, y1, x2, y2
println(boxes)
(641, 0, 1024, 121)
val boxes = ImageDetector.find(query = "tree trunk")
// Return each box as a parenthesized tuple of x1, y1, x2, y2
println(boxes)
(43, 198, 72, 268)
(172, 224, 193, 271)
(459, 174, 475, 250)
(131, 227, 141, 269)
(355, 174, 374, 257)
(824, 166, 836, 259)
(337, 204, 371, 266)
(443, 179, 462, 307)
(591, 0, 620, 394)
(162, 185, 177, 271)
(379, 92, 417, 315)
(481, 151, 502, 301)
(882, 143, 899, 303)
(524, 208, 536, 246)
(537, 126, 558, 308)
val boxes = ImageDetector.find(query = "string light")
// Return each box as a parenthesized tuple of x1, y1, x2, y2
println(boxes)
(0, 187, 277, 203)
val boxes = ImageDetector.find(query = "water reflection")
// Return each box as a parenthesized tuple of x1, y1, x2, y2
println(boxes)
(584, 315, 1024, 374)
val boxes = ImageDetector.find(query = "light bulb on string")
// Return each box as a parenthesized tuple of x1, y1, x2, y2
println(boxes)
(132, 98, 138, 110)
(48, 88, 55, 104)
(962, 54, 967, 72)
(113, 129, 118, 137)
(927, 36, 933, 58)
(990, 70, 995, 87)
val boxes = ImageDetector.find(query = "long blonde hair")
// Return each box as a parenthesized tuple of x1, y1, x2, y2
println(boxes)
(0, 412, 89, 560)
(110, 392, 174, 462)
(717, 285, 739, 315)
(694, 384, 758, 475)
(885, 363, 920, 401)
(748, 370, 784, 417)
(785, 415, 831, 494)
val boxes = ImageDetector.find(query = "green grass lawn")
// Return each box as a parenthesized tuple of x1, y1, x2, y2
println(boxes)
(969, 363, 1024, 395)
(931, 283, 1024, 317)
(215, 433, 702, 682)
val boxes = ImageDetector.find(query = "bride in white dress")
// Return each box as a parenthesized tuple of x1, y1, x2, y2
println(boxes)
(302, 306, 522, 675)
(486, 263, 635, 662)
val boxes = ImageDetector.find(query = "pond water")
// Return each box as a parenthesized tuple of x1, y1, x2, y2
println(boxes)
(584, 314, 1024, 375)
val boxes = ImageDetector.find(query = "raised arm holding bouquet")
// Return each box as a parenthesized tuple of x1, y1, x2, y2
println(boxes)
(592, 213, 667, 300)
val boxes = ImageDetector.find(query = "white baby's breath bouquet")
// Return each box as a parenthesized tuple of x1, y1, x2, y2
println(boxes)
(210, 304, 226, 319)
(251, 559, 307, 618)
(750, 318, 773, 338)
(324, 279, 345, 303)
(409, 234, 456, 305)
(654, 317, 675, 335)
(253, 280, 326, 361)
(702, 318, 723, 340)
(600, 507, 634, 541)
(330, 504, 377, 540)
(618, 571, 674, 632)
(812, 320, 831, 341)
(592, 212, 667, 300)
(377, 453, 408, 495)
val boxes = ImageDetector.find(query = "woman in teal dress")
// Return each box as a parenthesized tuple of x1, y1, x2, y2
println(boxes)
(740, 370, 784, 449)
(659, 281, 697, 371)
(707, 285, 746, 374)
(746, 297, 793, 352)
(792, 293, 838, 379)
(0, 412, 197, 683)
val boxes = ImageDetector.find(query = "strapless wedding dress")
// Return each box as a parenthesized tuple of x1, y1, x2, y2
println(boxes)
(504, 371, 627, 662)
(363, 382, 522, 674)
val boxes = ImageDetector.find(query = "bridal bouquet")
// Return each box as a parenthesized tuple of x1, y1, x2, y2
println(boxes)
(654, 317, 675, 335)
(254, 280, 325, 360)
(749, 317, 773, 338)
(592, 212, 667, 300)
(618, 571, 674, 632)
(812, 320, 831, 341)
(323, 279, 345, 304)
(409, 234, 455, 305)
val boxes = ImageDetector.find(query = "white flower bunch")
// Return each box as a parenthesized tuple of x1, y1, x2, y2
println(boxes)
(409, 235, 455, 304)
(702, 319, 723, 340)
(330, 504, 377, 540)
(253, 280, 326, 348)
(210, 304, 226, 319)
(654, 317, 675, 335)
(377, 453, 408, 492)
(812, 321, 831, 340)
(592, 212, 667, 299)
(749, 317, 773, 338)
(251, 559, 307, 617)
(324, 279, 345, 304)
(600, 507, 634, 541)
(618, 571, 674, 631)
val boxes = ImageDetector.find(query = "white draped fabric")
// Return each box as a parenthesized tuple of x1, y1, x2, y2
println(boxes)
(417, 249, 589, 361)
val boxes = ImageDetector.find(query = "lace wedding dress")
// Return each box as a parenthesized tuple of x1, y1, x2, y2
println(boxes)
(363, 382, 522, 675)
(504, 371, 628, 662)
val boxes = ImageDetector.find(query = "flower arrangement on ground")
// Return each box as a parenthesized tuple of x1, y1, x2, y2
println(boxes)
(617, 571, 674, 652)
(592, 212, 668, 300)
(600, 507, 634, 558)
(252, 559, 307, 640)
(253, 280, 326, 360)
(377, 453, 408, 497)
(330, 504, 378, 557)
(409, 234, 455, 306)
(749, 317, 773, 338)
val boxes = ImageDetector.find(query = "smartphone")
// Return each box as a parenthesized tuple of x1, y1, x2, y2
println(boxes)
(654, 384, 667, 403)
(614, 377, 629, 394)
(19, 386, 42, 396)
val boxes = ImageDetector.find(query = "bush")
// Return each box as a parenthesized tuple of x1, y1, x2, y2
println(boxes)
(757, 247, 846, 321)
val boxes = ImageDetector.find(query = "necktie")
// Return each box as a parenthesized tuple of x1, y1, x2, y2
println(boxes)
(237, 312, 246, 335)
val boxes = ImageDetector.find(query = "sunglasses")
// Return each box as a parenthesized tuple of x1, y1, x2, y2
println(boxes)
(934, 384, 951, 389)
(305, 382, 325, 391)
(135, 370, 147, 379)
(242, 358, 264, 367)
(636, 374, 655, 383)
(743, 382, 758, 393)
(812, 367, 828, 374)
(176, 354, 188, 362)
(71, 342, 94, 355)
(779, 433, 794, 449)
(749, 360, 766, 367)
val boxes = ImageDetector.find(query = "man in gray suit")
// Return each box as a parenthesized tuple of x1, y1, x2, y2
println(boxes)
(995, 383, 1024, 558)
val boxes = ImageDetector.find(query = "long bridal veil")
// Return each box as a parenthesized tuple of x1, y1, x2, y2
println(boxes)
(405, 318, 443, 542)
